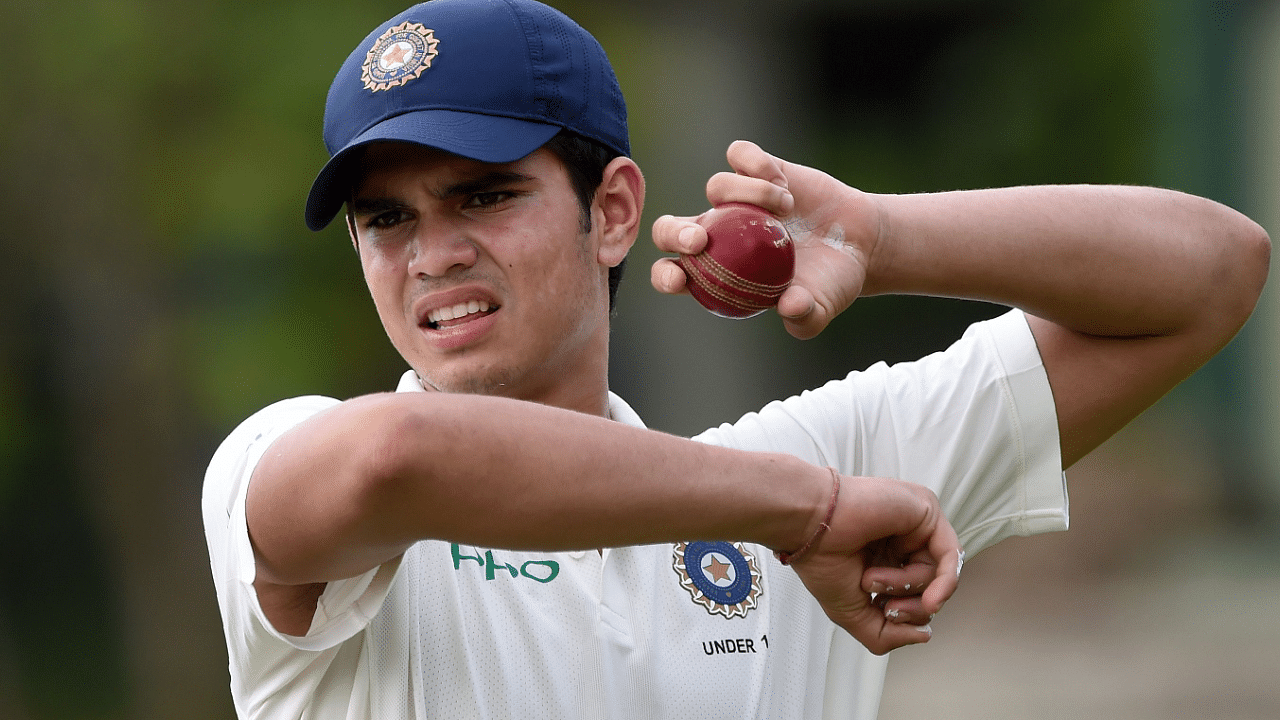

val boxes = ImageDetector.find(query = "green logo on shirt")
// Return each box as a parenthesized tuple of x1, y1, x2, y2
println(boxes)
(451, 544, 560, 583)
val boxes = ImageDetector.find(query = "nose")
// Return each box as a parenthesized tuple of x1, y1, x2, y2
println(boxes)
(407, 226, 479, 278)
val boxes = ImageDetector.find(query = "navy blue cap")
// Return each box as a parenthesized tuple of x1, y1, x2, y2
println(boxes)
(305, 0, 630, 231)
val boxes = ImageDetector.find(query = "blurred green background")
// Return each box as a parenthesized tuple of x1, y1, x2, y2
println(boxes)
(1, 0, 1277, 718)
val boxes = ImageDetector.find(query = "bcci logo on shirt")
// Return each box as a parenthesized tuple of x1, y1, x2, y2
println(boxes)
(362, 21, 440, 92)
(672, 541, 762, 619)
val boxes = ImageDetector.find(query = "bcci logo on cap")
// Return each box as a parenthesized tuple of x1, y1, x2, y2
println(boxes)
(672, 541, 762, 619)
(362, 21, 440, 92)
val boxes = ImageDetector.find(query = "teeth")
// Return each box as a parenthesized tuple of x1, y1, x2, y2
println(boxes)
(428, 300, 491, 324)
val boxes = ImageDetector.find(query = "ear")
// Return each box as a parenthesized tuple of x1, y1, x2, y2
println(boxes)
(593, 157, 645, 268)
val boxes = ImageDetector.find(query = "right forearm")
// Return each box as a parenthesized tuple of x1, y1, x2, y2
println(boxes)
(248, 392, 828, 584)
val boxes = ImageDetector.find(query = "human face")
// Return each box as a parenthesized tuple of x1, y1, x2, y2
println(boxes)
(349, 143, 612, 412)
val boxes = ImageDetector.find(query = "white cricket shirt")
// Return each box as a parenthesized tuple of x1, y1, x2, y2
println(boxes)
(203, 309, 1067, 719)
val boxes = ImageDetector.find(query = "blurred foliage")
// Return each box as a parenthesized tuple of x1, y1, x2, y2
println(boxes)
(800, 0, 1160, 191)
(780, 0, 1166, 397)
(0, 0, 1264, 717)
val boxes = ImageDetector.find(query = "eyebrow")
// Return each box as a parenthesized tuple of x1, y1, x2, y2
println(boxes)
(350, 170, 537, 215)
(349, 196, 408, 216)
(438, 171, 536, 199)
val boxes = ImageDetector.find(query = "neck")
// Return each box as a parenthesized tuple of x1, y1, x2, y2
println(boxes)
(414, 361, 612, 418)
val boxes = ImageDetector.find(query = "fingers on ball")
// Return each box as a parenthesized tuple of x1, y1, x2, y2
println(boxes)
(705, 173, 792, 216)
(650, 258, 688, 294)
(652, 216, 706, 255)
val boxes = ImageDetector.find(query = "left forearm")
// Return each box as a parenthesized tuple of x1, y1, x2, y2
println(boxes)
(865, 185, 1269, 338)
(656, 142, 1271, 468)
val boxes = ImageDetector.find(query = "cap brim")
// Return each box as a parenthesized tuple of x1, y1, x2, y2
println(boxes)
(304, 109, 563, 231)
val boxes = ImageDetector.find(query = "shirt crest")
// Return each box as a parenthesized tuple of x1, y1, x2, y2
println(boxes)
(672, 541, 763, 619)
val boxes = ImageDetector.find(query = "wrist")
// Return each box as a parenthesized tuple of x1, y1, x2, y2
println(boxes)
(858, 192, 896, 297)
(774, 467, 840, 565)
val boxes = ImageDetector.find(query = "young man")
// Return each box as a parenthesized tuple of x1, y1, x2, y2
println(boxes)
(202, 0, 1269, 718)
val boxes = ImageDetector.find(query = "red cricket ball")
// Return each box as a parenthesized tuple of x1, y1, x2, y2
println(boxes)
(676, 203, 796, 318)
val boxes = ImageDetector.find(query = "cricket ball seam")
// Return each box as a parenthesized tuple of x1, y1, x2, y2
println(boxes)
(681, 256, 779, 312)
(689, 252, 792, 294)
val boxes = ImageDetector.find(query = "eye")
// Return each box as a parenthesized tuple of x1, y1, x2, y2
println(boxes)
(463, 191, 515, 210)
(365, 209, 411, 229)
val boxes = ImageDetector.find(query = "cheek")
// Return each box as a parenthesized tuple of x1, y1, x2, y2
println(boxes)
(510, 210, 597, 281)
(515, 234, 597, 307)
(360, 250, 410, 323)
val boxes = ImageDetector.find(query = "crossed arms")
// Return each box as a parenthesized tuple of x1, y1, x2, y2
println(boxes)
(246, 141, 1269, 654)
(249, 393, 959, 653)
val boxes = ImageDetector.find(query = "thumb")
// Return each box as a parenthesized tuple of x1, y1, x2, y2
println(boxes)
(778, 286, 829, 340)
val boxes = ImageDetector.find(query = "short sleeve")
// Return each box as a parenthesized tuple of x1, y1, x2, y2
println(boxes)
(201, 396, 403, 658)
(693, 309, 1068, 557)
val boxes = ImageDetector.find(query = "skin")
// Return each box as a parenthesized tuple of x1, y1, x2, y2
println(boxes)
(347, 143, 636, 415)
(246, 137, 1268, 655)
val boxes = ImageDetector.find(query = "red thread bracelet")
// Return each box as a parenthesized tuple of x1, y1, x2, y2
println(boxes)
(775, 467, 840, 566)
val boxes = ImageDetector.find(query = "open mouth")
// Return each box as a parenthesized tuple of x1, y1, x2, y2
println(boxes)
(425, 300, 499, 330)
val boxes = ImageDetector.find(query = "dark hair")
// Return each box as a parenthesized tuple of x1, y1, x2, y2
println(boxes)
(541, 130, 628, 313)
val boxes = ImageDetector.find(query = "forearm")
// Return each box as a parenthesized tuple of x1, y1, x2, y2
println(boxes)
(248, 392, 828, 584)
(865, 185, 1270, 337)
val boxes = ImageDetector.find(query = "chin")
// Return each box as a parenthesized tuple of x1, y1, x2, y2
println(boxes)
(417, 364, 526, 398)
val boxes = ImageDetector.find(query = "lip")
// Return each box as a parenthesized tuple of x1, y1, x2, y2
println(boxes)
(412, 285, 502, 352)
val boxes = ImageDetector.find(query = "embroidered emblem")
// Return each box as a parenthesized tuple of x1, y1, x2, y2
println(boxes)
(362, 21, 440, 92)
(672, 541, 762, 619)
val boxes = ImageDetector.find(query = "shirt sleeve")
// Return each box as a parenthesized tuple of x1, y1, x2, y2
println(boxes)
(692, 309, 1068, 556)
(201, 395, 404, 665)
